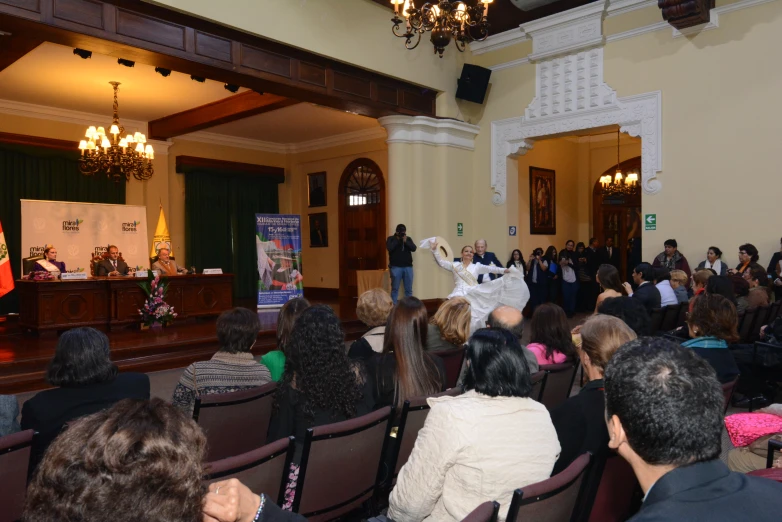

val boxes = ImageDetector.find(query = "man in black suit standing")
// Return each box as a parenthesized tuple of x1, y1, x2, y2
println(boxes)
(600, 237, 621, 270)
(622, 262, 661, 313)
(473, 238, 503, 284)
(96, 245, 130, 276)
(605, 338, 782, 521)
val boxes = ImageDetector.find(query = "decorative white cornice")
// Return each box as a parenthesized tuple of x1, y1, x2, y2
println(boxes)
(606, 0, 657, 18)
(606, 21, 669, 43)
(290, 127, 388, 153)
(0, 98, 147, 134)
(489, 57, 531, 72)
(522, 1, 608, 61)
(470, 28, 529, 55)
(671, 0, 778, 37)
(378, 116, 480, 151)
(146, 139, 173, 154)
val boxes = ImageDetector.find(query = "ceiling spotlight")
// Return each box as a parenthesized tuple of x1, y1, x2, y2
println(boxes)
(190, 75, 205, 83)
(224, 84, 239, 93)
(117, 58, 135, 68)
(251, 89, 265, 95)
(155, 67, 172, 77)
(73, 48, 92, 60)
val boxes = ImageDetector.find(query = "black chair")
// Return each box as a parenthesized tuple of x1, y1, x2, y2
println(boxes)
(530, 370, 547, 402)
(768, 301, 781, 325)
(739, 308, 757, 343)
(193, 382, 277, 461)
(749, 342, 782, 411)
(721, 374, 740, 415)
(580, 451, 640, 522)
(431, 347, 467, 389)
(676, 304, 688, 329)
(22, 255, 43, 275)
(659, 304, 682, 332)
(766, 439, 782, 469)
(461, 501, 500, 522)
(293, 406, 393, 521)
(506, 453, 592, 522)
(749, 305, 772, 343)
(204, 437, 294, 506)
(649, 308, 664, 334)
(538, 361, 580, 411)
(0, 429, 35, 522)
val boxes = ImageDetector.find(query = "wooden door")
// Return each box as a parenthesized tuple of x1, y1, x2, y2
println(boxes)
(339, 159, 386, 297)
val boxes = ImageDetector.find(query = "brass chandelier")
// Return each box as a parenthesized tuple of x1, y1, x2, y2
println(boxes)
(390, 0, 493, 57)
(600, 129, 639, 197)
(78, 81, 154, 182)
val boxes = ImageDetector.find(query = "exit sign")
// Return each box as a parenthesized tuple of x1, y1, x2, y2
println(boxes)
(457, 223, 463, 237)
(645, 214, 657, 231)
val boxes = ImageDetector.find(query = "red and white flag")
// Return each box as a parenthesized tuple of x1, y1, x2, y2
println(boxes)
(0, 220, 14, 298)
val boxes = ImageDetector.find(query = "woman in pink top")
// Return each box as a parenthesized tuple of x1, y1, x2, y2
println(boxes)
(527, 303, 577, 365)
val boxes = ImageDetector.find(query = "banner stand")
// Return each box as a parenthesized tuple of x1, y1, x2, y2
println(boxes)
(256, 214, 303, 308)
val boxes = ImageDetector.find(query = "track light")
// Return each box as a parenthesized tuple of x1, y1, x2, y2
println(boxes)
(224, 84, 239, 93)
(252, 89, 265, 95)
(73, 48, 92, 59)
(190, 75, 205, 83)
(117, 58, 135, 68)
(155, 67, 171, 77)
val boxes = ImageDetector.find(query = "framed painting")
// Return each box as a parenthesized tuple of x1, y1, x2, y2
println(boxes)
(529, 167, 556, 235)
(308, 171, 327, 207)
(308, 212, 328, 248)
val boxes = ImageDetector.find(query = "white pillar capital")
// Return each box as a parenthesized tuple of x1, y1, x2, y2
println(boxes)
(378, 115, 480, 151)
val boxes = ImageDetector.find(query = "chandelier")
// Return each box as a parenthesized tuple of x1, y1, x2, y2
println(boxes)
(390, 0, 492, 57)
(600, 129, 639, 196)
(78, 81, 154, 182)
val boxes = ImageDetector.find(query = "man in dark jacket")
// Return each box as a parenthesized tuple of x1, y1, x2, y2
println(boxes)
(652, 239, 691, 279)
(599, 237, 621, 270)
(605, 338, 782, 521)
(623, 262, 661, 313)
(473, 239, 503, 283)
(386, 224, 417, 305)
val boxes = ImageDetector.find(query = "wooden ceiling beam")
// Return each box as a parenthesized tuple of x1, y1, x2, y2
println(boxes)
(0, 34, 42, 73)
(148, 91, 298, 140)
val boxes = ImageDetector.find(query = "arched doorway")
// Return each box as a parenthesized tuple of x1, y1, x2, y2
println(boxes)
(592, 156, 642, 281)
(338, 158, 387, 297)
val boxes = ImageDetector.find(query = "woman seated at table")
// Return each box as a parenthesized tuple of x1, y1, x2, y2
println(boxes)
(32, 245, 65, 276)
(151, 247, 187, 276)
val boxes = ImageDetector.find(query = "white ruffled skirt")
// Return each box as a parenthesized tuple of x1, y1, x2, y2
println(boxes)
(462, 267, 530, 333)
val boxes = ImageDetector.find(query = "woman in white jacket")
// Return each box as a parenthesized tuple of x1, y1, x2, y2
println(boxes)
(388, 328, 561, 522)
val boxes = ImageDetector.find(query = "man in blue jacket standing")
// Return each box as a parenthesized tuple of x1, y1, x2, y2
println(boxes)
(387, 224, 416, 305)
(473, 239, 503, 284)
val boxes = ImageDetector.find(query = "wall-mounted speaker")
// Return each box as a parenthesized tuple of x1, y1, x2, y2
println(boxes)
(455, 64, 492, 105)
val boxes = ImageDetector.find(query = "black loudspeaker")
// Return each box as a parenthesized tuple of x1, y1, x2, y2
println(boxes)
(455, 64, 492, 104)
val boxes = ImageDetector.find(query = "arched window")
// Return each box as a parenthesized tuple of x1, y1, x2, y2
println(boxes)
(345, 161, 382, 206)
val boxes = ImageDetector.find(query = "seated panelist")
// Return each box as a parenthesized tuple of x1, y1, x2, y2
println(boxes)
(151, 247, 187, 276)
(33, 245, 66, 276)
(96, 245, 130, 277)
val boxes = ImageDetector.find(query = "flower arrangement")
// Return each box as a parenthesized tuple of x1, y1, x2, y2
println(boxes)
(138, 270, 177, 327)
(24, 271, 55, 281)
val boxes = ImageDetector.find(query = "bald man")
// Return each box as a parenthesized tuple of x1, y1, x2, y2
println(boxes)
(473, 239, 503, 284)
(486, 306, 539, 372)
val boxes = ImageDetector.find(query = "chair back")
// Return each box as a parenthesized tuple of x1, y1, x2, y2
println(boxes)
(430, 347, 466, 389)
(506, 453, 592, 522)
(749, 305, 772, 343)
(538, 361, 580, 410)
(461, 501, 500, 522)
(676, 304, 688, 329)
(530, 371, 547, 402)
(293, 406, 393, 521)
(204, 437, 293, 506)
(649, 308, 664, 334)
(583, 452, 639, 522)
(0, 429, 35, 522)
(749, 342, 782, 411)
(660, 304, 682, 332)
(721, 374, 740, 415)
(393, 387, 463, 478)
(768, 301, 781, 324)
(194, 382, 277, 462)
(22, 256, 43, 275)
(739, 308, 757, 343)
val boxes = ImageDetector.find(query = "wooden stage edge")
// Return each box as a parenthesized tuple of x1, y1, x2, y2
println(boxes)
(0, 297, 443, 395)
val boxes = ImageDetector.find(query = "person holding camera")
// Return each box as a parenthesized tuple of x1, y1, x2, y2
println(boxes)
(387, 224, 417, 305)
(559, 240, 579, 318)
(526, 247, 549, 313)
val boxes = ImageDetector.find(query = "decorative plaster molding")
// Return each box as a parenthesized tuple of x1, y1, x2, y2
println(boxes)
(489, 57, 531, 72)
(522, 1, 608, 61)
(0, 98, 147, 133)
(146, 139, 173, 154)
(290, 127, 388, 153)
(606, 0, 657, 17)
(606, 21, 669, 43)
(378, 116, 480, 151)
(470, 28, 529, 55)
(670, 0, 778, 37)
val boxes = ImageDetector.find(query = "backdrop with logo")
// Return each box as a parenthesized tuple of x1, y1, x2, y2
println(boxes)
(256, 214, 303, 308)
(20, 200, 149, 274)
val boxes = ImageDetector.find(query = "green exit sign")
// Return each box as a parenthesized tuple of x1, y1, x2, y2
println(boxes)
(645, 214, 657, 231)
(457, 223, 463, 237)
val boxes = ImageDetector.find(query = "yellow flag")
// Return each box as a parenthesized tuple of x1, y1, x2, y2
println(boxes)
(150, 205, 172, 258)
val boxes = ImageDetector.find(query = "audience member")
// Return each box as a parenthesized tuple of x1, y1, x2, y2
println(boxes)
(0, 395, 20, 436)
(527, 303, 577, 365)
(669, 270, 690, 304)
(604, 338, 782, 521)
(594, 264, 628, 312)
(486, 305, 539, 372)
(727, 404, 782, 473)
(597, 296, 652, 336)
(681, 294, 740, 383)
(766, 237, 782, 301)
(388, 328, 560, 522)
(583, 238, 602, 311)
(526, 247, 549, 311)
(576, 242, 591, 312)
(653, 239, 692, 278)
(551, 315, 636, 474)
(427, 297, 471, 352)
(559, 240, 579, 318)
(545, 245, 560, 303)
(655, 267, 678, 307)
(348, 289, 392, 359)
(706, 275, 738, 305)
(173, 308, 271, 416)
(204, 479, 306, 522)
(263, 298, 311, 381)
(368, 296, 445, 410)
(691, 269, 714, 311)
(747, 266, 771, 309)
(623, 263, 661, 313)
(732, 274, 752, 313)
(599, 236, 621, 269)
(21, 327, 149, 471)
(506, 248, 526, 276)
(697, 246, 727, 276)
(267, 305, 374, 508)
(729, 243, 762, 276)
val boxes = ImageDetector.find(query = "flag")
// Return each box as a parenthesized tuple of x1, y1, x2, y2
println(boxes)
(150, 204, 173, 258)
(0, 220, 14, 298)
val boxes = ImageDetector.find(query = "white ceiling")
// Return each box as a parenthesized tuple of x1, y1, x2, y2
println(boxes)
(0, 42, 379, 144)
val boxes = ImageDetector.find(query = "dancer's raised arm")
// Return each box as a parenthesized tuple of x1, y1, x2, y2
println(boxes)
(431, 241, 454, 272)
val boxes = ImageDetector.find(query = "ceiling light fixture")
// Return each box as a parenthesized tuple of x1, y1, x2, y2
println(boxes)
(190, 75, 205, 83)
(155, 67, 172, 77)
(390, 0, 492, 57)
(224, 84, 239, 93)
(77, 82, 154, 183)
(600, 130, 639, 196)
(73, 48, 92, 59)
(117, 58, 135, 67)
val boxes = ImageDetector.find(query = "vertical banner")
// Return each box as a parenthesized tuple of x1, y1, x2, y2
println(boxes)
(256, 214, 304, 308)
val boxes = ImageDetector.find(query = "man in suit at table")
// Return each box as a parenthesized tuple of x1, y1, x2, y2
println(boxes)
(96, 245, 129, 276)
(600, 237, 621, 270)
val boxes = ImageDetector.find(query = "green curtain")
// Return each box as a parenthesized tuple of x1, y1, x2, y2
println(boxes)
(0, 144, 126, 314)
(185, 170, 280, 299)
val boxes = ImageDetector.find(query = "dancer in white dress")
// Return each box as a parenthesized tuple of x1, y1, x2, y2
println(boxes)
(427, 239, 530, 332)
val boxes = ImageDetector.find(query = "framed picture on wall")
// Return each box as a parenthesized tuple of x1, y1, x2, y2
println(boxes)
(309, 212, 328, 248)
(529, 167, 556, 235)
(308, 171, 327, 208)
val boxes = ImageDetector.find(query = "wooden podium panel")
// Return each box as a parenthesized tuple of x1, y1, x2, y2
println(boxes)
(17, 274, 233, 332)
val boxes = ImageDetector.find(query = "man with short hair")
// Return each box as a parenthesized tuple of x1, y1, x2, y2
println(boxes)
(486, 306, 539, 372)
(623, 263, 661, 313)
(472, 239, 503, 284)
(605, 338, 782, 521)
(653, 239, 691, 279)
(96, 245, 129, 276)
(599, 237, 621, 270)
(559, 240, 579, 318)
(386, 224, 417, 305)
(582, 237, 602, 311)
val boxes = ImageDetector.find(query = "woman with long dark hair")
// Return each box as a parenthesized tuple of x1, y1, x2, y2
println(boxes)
(697, 246, 727, 276)
(527, 303, 577, 365)
(369, 297, 445, 410)
(594, 264, 627, 313)
(544, 246, 560, 303)
(506, 249, 525, 276)
(262, 297, 311, 381)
